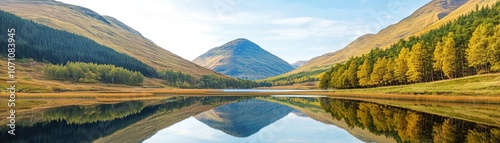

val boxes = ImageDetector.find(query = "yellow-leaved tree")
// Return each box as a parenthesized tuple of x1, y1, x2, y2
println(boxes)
(489, 24, 500, 72)
(370, 57, 387, 86)
(357, 59, 371, 87)
(407, 42, 425, 83)
(467, 23, 494, 73)
(441, 32, 458, 78)
(395, 47, 409, 84)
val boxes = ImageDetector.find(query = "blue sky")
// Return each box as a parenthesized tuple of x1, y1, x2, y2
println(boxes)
(58, 0, 431, 63)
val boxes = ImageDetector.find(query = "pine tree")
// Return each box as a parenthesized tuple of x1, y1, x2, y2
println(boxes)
(357, 59, 371, 87)
(407, 42, 424, 83)
(395, 48, 409, 84)
(441, 32, 458, 78)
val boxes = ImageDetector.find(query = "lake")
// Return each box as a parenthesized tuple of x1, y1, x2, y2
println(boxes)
(1, 95, 500, 143)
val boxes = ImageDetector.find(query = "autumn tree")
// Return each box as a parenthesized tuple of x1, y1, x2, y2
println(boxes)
(346, 61, 359, 88)
(318, 68, 333, 90)
(441, 32, 458, 78)
(489, 24, 500, 72)
(394, 48, 409, 84)
(407, 42, 425, 83)
(383, 59, 395, 85)
(467, 23, 494, 73)
(433, 41, 444, 79)
(370, 57, 387, 86)
(331, 66, 346, 89)
(357, 59, 371, 87)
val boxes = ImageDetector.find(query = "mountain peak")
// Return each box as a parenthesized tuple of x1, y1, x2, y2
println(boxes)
(193, 38, 294, 80)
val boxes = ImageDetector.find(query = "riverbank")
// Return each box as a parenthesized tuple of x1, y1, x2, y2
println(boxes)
(1, 88, 500, 104)
(265, 73, 500, 96)
(333, 73, 500, 96)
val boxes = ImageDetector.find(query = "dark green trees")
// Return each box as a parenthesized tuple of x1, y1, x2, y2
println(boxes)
(0, 10, 156, 77)
(43, 62, 144, 86)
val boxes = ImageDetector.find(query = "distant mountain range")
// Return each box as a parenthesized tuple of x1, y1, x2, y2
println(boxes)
(193, 38, 294, 80)
(291, 60, 308, 69)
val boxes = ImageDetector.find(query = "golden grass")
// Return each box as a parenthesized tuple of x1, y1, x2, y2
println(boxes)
(335, 73, 500, 96)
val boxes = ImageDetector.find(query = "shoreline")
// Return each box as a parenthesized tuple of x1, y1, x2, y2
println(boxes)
(1, 89, 499, 104)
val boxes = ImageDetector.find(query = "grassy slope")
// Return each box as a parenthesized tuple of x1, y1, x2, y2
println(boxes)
(0, 57, 170, 93)
(0, 1, 218, 76)
(277, 0, 496, 77)
(335, 73, 500, 96)
(262, 73, 500, 96)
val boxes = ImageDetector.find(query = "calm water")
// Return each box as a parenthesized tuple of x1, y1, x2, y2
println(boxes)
(1, 96, 500, 143)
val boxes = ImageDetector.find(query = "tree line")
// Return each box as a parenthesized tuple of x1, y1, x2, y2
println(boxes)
(44, 62, 144, 86)
(0, 10, 157, 77)
(259, 70, 323, 86)
(319, 4, 500, 89)
(157, 69, 270, 88)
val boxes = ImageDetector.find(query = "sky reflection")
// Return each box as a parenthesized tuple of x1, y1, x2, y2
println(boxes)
(144, 112, 362, 143)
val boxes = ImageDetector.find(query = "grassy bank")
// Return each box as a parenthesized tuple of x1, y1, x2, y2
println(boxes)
(334, 73, 500, 96)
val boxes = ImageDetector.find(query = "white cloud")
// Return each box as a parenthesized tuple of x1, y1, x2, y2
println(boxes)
(267, 17, 372, 40)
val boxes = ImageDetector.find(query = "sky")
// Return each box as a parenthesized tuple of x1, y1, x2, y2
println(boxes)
(57, 0, 431, 63)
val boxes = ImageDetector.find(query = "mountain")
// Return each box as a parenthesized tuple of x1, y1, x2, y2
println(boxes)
(281, 0, 496, 77)
(291, 60, 308, 69)
(193, 38, 294, 80)
(194, 99, 295, 137)
(0, 0, 217, 76)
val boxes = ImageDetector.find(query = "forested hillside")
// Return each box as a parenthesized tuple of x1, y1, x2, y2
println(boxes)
(319, 4, 500, 89)
(0, 10, 157, 77)
(263, 0, 497, 87)
(0, 9, 263, 89)
(0, 0, 217, 76)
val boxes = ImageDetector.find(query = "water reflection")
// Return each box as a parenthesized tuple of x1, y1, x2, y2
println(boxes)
(1, 96, 499, 143)
(319, 98, 500, 143)
(146, 98, 362, 143)
(194, 99, 295, 137)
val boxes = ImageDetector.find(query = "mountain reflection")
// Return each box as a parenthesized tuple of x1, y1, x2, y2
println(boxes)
(2, 96, 500, 143)
(194, 99, 295, 137)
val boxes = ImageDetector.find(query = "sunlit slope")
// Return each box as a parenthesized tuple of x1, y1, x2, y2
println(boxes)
(0, 0, 217, 76)
(283, 0, 477, 76)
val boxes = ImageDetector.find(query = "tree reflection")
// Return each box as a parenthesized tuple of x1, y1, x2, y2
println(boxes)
(0, 96, 248, 143)
(319, 98, 500, 143)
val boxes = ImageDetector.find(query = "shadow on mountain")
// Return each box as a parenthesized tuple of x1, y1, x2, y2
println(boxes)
(194, 99, 295, 137)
